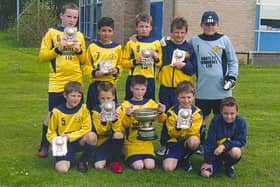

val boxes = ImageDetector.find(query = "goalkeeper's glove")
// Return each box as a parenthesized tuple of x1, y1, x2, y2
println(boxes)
(224, 76, 236, 90)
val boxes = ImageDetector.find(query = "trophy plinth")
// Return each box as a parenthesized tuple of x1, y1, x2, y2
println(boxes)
(171, 49, 185, 66)
(133, 108, 158, 141)
(100, 101, 116, 123)
(177, 108, 192, 129)
(99, 60, 113, 74)
(52, 136, 67, 157)
(141, 48, 154, 68)
(64, 27, 77, 46)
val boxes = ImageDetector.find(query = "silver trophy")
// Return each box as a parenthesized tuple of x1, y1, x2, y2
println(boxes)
(52, 136, 67, 156)
(141, 48, 154, 68)
(177, 108, 192, 129)
(171, 49, 185, 66)
(100, 101, 116, 122)
(133, 108, 158, 141)
(64, 26, 77, 45)
(99, 60, 113, 74)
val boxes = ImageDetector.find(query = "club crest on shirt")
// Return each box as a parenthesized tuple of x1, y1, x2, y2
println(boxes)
(76, 116, 82, 123)
(185, 51, 190, 59)
(212, 46, 221, 53)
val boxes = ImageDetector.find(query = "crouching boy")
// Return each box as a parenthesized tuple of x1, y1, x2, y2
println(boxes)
(163, 81, 203, 172)
(200, 97, 247, 178)
(47, 81, 97, 173)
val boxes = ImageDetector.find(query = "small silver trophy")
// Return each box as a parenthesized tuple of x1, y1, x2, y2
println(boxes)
(100, 101, 116, 122)
(52, 136, 68, 156)
(177, 108, 192, 129)
(141, 48, 154, 68)
(99, 60, 113, 74)
(64, 26, 77, 45)
(171, 49, 185, 66)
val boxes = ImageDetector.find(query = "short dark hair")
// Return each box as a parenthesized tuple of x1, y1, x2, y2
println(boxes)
(130, 75, 148, 88)
(135, 13, 152, 26)
(170, 17, 188, 33)
(61, 3, 79, 14)
(98, 17, 114, 30)
(220, 97, 239, 112)
(176, 81, 195, 96)
(97, 81, 115, 95)
(64, 81, 83, 95)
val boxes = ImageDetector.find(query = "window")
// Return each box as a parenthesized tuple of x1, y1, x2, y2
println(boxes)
(79, 0, 102, 41)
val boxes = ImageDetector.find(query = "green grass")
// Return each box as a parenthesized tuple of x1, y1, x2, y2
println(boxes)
(1, 30, 280, 186)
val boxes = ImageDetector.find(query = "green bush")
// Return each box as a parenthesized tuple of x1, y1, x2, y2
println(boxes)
(17, 0, 58, 47)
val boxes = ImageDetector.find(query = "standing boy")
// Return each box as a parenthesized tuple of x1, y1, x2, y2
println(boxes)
(189, 11, 239, 154)
(85, 17, 122, 110)
(119, 75, 166, 170)
(200, 97, 247, 178)
(162, 81, 202, 172)
(47, 81, 97, 174)
(122, 13, 162, 100)
(157, 17, 196, 156)
(38, 3, 86, 157)
(78, 81, 124, 173)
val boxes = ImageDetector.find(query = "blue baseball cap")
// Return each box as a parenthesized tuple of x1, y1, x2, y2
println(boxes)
(201, 11, 219, 24)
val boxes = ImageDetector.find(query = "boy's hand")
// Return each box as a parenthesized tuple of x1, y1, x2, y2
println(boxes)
(136, 56, 146, 65)
(157, 103, 166, 113)
(152, 51, 159, 60)
(61, 134, 69, 142)
(72, 40, 81, 53)
(173, 61, 185, 69)
(58, 39, 68, 51)
(200, 163, 213, 178)
(108, 67, 118, 75)
(126, 105, 134, 116)
(129, 34, 137, 42)
(214, 144, 225, 156)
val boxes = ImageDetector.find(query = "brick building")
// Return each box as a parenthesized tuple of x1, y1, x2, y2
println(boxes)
(79, 0, 280, 54)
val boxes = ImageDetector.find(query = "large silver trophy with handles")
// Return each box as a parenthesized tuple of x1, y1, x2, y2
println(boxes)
(177, 108, 192, 129)
(100, 101, 116, 122)
(64, 26, 77, 45)
(52, 136, 68, 156)
(141, 48, 154, 68)
(171, 49, 185, 66)
(133, 108, 158, 140)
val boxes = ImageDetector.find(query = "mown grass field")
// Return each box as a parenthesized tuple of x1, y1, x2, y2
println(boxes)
(0, 31, 280, 186)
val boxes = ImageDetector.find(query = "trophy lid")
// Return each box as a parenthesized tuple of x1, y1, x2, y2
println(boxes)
(103, 101, 114, 112)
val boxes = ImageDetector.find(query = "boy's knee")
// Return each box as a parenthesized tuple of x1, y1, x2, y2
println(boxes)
(94, 161, 106, 169)
(185, 136, 200, 150)
(229, 147, 242, 159)
(113, 132, 124, 139)
(201, 169, 212, 178)
(55, 161, 70, 174)
(131, 161, 144, 170)
(163, 164, 176, 172)
(83, 132, 97, 145)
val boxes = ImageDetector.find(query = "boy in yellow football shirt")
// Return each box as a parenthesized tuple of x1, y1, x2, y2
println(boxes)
(84, 17, 122, 110)
(163, 81, 202, 172)
(47, 81, 97, 174)
(119, 75, 166, 170)
(38, 3, 86, 158)
(122, 13, 162, 100)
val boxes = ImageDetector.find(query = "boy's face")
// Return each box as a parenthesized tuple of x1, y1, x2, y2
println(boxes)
(201, 23, 219, 36)
(136, 21, 152, 37)
(171, 27, 187, 44)
(64, 91, 82, 108)
(177, 92, 194, 109)
(98, 26, 114, 43)
(60, 8, 79, 27)
(130, 84, 147, 101)
(98, 90, 115, 105)
(221, 106, 237, 124)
